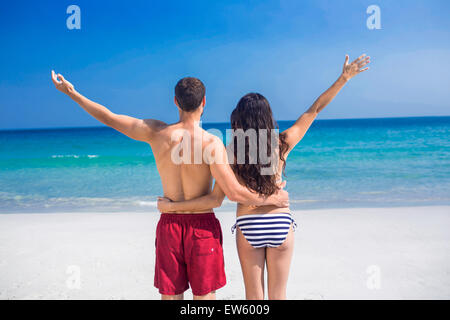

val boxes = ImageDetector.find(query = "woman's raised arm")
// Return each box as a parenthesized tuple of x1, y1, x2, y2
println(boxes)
(282, 54, 370, 156)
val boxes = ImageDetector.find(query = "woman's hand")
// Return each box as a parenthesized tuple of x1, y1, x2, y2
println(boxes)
(341, 54, 370, 81)
(51, 70, 76, 95)
(157, 196, 174, 213)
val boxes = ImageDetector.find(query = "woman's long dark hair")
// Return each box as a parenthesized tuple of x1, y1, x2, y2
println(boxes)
(230, 93, 289, 197)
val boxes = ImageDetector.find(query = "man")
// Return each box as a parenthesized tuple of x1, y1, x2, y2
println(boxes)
(51, 72, 289, 300)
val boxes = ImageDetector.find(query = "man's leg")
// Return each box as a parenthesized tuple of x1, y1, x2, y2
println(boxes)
(162, 293, 184, 300)
(193, 291, 216, 300)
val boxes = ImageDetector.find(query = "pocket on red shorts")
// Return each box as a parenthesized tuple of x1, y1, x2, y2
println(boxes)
(194, 228, 215, 239)
(188, 223, 226, 296)
(193, 229, 220, 256)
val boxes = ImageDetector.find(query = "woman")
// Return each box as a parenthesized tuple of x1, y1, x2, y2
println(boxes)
(157, 54, 370, 299)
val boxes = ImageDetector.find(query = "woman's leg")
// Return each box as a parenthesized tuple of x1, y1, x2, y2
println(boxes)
(266, 226, 294, 300)
(236, 227, 266, 300)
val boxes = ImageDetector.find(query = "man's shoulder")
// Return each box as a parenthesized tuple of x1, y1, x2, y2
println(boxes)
(201, 130, 224, 147)
(143, 119, 168, 131)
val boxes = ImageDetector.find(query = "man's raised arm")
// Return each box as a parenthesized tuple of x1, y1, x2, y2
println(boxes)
(51, 71, 165, 143)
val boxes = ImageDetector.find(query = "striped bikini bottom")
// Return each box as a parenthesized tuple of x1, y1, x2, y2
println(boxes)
(231, 213, 297, 248)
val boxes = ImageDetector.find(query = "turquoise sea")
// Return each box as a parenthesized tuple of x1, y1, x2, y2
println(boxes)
(0, 116, 449, 213)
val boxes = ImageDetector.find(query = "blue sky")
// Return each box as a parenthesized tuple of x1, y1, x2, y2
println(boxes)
(0, 0, 449, 129)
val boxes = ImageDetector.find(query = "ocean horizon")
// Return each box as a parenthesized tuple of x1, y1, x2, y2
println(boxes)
(1, 116, 449, 213)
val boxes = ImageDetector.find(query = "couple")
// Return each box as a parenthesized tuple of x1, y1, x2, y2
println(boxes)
(51, 54, 370, 300)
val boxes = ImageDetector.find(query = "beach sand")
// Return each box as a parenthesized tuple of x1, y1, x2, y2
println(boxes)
(0, 206, 449, 300)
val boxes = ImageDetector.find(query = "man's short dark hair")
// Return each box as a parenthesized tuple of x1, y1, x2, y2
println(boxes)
(174, 77, 206, 112)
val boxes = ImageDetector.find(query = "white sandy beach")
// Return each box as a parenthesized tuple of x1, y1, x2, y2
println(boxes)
(0, 206, 449, 300)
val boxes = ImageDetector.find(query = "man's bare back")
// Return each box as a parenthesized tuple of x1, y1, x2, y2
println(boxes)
(150, 121, 219, 212)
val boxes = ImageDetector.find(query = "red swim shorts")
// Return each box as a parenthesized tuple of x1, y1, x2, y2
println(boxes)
(154, 213, 226, 296)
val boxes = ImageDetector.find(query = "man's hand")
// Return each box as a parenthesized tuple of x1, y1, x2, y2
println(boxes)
(266, 181, 290, 207)
(51, 70, 76, 96)
(341, 54, 370, 81)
